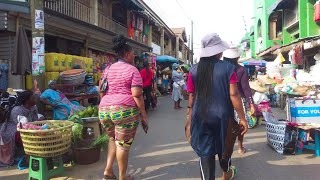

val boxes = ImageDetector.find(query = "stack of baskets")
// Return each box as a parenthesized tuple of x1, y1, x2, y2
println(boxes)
(60, 69, 87, 85)
(17, 120, 74, 157)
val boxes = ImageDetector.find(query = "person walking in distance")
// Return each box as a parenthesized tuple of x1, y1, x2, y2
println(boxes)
(140, 61, 154, 111)
(185, 33, 248, 180)
(99, 35, 148, 180)
(223, 47, 256, 154)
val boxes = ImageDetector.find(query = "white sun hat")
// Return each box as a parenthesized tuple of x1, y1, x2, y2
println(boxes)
(223, 47, 243, 59)
(199, 33, 230, 58)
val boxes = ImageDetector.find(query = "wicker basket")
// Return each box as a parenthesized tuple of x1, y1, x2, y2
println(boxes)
(60, 71, 86, 85)
(17, 120, 74, 158)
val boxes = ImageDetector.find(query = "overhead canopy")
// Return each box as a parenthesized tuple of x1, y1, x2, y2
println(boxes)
(268, 0, 292, 14)
(156, 55, 178, 63)
(0, 0, 30, 13)
(120, 0, 144, 11)
(241, 59, 267, 67)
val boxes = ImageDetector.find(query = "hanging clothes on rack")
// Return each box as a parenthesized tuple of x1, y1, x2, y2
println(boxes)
(292, 45, 304, 65)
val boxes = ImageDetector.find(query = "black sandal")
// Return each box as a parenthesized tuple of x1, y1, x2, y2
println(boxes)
(103, 175, 117, 180)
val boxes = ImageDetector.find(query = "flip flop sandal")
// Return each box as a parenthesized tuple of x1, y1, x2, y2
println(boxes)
(238, 147, 247, 155)
(103, 175, 117, 180)
(229, 166, 238, 180)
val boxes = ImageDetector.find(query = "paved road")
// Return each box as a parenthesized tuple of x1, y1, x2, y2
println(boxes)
(2, 96, 320, 180)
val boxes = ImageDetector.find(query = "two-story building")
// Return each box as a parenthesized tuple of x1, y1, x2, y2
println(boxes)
(0, 0, 192, 89)
(251, 0, 320, 59)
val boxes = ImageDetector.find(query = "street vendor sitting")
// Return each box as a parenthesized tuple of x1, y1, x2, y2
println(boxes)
(0, 91, 39, 166)
(40, 80, 85, 120)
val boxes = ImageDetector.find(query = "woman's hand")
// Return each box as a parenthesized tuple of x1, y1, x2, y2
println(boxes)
(239, 119, 248, 136)
(141, 114, 148, 133)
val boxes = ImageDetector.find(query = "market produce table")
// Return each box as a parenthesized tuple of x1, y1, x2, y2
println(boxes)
(296, 125, 320, 157)
(55, 84, 99, 106)
(64, 93, 99, 102)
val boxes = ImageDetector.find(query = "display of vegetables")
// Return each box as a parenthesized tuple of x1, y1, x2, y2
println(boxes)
(68, 114, 83, 124)
(75, 106, 98, 118)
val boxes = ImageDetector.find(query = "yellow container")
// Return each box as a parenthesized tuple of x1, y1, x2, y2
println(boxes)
(45, 53, 59, 72)
(65, 55, 73, 70)
(86, 58, 93, 73)
(45, 72, 60, 89)
(93, 73, 97, 85)
(58, 54, 67, 72)
(25, 74, 33, 90)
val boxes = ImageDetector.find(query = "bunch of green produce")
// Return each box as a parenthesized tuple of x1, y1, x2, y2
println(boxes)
(71, 123, 83, 143)
(90, 134, 109, 150)
(76, 106, 98, 118)
(68, 114, 83, 124)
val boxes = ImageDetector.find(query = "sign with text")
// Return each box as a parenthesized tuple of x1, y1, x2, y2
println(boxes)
(290, 98, 320, 124)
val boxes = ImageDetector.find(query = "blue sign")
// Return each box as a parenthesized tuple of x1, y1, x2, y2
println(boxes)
(290, 106, 320, 118)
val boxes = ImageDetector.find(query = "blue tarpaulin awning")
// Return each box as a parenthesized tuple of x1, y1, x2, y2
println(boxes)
(242, 60, 267, 66)
(156, 55, 178, 63)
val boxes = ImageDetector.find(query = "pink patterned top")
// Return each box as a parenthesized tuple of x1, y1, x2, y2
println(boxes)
(99, 60, 143, 107)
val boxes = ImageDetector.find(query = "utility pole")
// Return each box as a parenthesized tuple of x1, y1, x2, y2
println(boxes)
(191, 20, 194, 64)
(30, 0, 45, 91)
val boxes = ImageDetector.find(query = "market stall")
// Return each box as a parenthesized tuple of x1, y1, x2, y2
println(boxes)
(252, 51, 320, 156)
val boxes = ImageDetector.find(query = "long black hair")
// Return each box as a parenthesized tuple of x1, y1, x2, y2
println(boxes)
(112, 35, 133, 57)
(195, 55, 220, 116)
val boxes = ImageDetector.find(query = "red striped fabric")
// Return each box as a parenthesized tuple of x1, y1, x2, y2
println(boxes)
(100, 61, 143, 107)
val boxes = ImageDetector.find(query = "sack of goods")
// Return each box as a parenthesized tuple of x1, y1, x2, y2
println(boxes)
(266, 119, 298, 155)
(60, 69, 87, 85)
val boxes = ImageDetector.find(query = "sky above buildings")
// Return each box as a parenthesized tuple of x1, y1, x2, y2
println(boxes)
(143, 0, 254, 60)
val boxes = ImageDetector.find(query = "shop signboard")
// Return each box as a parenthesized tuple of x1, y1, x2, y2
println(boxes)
(152, 42, 161, 55)
(289, 98, 320, 124)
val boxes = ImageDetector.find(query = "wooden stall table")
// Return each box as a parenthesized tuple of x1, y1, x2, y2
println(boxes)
(64, 93, 99, 106)
(296, 125, 320, 157)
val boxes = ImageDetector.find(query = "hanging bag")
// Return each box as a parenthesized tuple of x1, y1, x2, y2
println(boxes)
(314, 1, 320, 22)
(99, 65, 112, 93)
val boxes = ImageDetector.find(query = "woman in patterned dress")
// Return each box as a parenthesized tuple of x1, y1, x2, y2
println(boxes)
(99, 35, 148, 180)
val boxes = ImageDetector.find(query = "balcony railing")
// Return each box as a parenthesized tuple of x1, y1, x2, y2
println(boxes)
(98, 13, 127, 37)
(44, 0, 128, 37)
(44, 0, 90, 24)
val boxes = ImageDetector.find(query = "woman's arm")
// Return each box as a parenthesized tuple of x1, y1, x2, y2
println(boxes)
(132, 87, 148, 131)
(230, 84, 248, 135)
(40, 98, 56, 107)
(185, 93, 194, 143)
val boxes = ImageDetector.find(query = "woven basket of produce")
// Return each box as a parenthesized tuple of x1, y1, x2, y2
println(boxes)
(17, 120, 74, 158)
(60, 70, 86, 85)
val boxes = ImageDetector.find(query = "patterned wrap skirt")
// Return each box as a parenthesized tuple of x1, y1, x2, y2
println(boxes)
(99, 105, 140, 150)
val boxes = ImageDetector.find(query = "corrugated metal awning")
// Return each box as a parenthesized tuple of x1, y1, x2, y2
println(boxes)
(268, 0, 292, 14)
(0, 1, 30, 14)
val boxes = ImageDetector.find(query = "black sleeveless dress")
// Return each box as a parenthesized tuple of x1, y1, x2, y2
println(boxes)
(190, 59, 239, 158)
